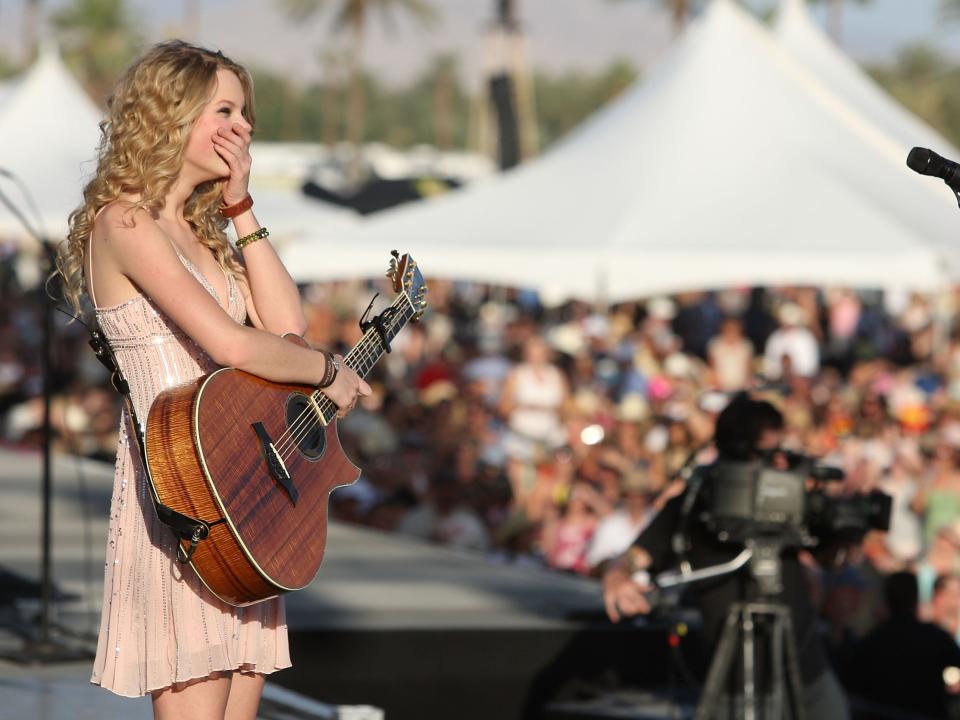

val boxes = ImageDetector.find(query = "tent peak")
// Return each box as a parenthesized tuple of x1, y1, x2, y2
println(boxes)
(774, 0, 818, 34)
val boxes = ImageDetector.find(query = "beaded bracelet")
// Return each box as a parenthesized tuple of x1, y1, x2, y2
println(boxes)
(220, 193, 253, 219)
(317, 349, 340, 389)
(236, 227, 269, 250)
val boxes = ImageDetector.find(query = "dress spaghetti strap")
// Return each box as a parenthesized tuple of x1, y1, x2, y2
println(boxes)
(86, 205, 110, 309)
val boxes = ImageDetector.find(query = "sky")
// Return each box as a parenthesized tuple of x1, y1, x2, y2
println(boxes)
(0, 0, 958, 89)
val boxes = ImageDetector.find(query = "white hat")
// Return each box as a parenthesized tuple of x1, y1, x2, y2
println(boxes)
(647, 296, 677, 321)
(778, 303, 807, 326)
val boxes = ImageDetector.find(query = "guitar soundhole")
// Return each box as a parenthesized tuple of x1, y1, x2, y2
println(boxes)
(286, 393, 327, 461)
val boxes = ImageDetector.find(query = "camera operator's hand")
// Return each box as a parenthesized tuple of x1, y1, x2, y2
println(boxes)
(603, 549, 654, 622)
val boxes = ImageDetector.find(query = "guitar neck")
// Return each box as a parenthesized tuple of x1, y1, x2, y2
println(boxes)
(344, 295, 416, 379)
(312, 294, 416, 425)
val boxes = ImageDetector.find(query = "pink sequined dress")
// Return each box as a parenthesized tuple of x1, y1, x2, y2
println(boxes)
(88, 243, 291, 697)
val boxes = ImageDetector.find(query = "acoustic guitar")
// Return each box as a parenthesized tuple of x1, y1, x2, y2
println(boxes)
(144, 252, 427, 606)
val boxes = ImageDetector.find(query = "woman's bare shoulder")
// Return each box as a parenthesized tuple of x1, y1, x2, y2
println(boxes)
(93, 197, 154, 237)
(92, 199, 173, 267)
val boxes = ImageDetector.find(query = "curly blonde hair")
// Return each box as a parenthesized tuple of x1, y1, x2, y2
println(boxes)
(57, 40, 256, 314)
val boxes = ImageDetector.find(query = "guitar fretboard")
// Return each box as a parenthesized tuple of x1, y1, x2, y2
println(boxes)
(313, 293, 416, 424)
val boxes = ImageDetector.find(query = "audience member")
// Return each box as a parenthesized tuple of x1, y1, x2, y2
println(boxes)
(846, 572, 960, 720)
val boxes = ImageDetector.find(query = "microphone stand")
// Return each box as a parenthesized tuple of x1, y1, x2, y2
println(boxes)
(0, 177, 91, 662)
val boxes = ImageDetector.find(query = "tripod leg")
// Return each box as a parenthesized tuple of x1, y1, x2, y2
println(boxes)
(771, 610, 784, 720)
(781, 610, 807, 720)
(696, 606, 744, 720)
(743, 608, 756, 720)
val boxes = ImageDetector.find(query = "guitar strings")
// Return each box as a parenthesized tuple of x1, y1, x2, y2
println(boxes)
(277, 293, 412, 455)
(273, 293, 414, 461)
(277, 299, 413, 461)
(270, 309, 387, 457)
(274, 335, 382, 460)
(273, 305, 397, 458)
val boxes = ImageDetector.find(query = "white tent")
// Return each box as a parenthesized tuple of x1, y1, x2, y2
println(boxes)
(0, 48, 102, 242)
(282, 0, 953, 302)
(774, 0, 958, 158)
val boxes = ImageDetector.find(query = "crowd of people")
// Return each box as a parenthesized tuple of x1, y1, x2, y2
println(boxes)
(7, 255, 960, 713)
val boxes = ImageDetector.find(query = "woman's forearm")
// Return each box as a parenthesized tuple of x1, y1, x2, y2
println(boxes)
(232, 209, 307, 335)
(220, 323, 329, 386)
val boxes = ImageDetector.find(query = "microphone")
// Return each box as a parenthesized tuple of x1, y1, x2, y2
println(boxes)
(907, 147, 960, 192)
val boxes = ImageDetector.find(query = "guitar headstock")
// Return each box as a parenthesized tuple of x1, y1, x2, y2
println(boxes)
(387, 250, 428, 322)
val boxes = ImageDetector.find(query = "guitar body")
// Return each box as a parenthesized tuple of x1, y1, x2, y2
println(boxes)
(143, 251, 427, 607)
(145, 336, 360, 606)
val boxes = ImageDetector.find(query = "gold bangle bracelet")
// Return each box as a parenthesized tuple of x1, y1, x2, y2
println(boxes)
(236, 227, 269, 250)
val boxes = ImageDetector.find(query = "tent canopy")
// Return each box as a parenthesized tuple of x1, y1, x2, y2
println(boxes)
(774, 0, 958, 158)
(0, 48, 102, 241)
(283, 0, 952, 302)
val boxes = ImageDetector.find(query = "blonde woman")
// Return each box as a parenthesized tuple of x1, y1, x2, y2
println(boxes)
(57, 41, 370, 719)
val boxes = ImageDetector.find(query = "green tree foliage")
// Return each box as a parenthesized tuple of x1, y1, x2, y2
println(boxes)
(868, 44, 960, 149)
(0, 52, 20, 80)
(942, 0, 960, 22)
(250, 68, 310, 140)
(534, 60, 638, 147)
(276, 0, 438, 149)
(51, 0, 142, 104)
(244, 57, 638, 151)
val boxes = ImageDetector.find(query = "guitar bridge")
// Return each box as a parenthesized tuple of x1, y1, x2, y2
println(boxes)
(252, 421, 299, 505)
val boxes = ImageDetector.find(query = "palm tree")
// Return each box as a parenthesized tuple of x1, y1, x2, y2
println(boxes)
(278, 0, 438, 153)
(52, 0, 142, 101)
(807, 0, 874, 46)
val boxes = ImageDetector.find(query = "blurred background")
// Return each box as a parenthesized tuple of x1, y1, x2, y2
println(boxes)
(3, 1, 960, 719)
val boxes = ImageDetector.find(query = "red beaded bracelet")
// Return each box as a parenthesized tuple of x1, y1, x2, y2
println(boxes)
(220, 193, 253, 219)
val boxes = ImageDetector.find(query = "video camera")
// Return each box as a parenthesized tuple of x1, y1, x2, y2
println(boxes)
(684, 451, 892, 594)
(698, 451, 891, 546)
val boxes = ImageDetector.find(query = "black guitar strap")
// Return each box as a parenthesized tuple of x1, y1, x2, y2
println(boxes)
(88, 322, 212, 562)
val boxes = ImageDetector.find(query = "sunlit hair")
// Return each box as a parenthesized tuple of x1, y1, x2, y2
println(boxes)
(57, 40, 256, 314)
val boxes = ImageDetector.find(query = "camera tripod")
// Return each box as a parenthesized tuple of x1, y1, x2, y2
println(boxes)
(655, 545, 806, 720)
(695, 600, 806, 720)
